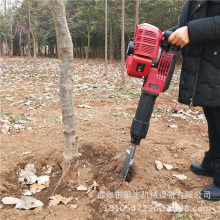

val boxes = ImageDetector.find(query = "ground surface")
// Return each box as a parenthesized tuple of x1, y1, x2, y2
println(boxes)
(0, 57, 219, 220)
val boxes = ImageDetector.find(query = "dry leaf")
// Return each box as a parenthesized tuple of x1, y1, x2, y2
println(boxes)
(61, 197, 73, 205)
(49, 195, 63, 207)
(49, 194, 73, 207)
(30, 180, 50, 190)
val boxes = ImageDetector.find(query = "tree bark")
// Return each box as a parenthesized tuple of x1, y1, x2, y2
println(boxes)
(74, 39, 77, 58)
(10, 24, 13, 57)
(26, 28, 31, 58)
(105, 0, 108, 76)
(135, 0, 139, 27)
(27, 0, 37, 61)
(19, 29, 23, 57)
(86, 25, 90, 60)
(109, 22, 114, 63)
(81, 39, 84, 58)
(121, 0, 125, 84)
(49, 0, 78, 174)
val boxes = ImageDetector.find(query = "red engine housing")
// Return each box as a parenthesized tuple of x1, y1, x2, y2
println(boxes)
(126, 23, 175, 95)
(133, 23, 162, 59)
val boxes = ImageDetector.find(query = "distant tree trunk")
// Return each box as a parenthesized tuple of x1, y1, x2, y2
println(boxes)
(105, 0, 108, 75)
(135, 0, 139, 27)
(26, 29, 31, 58)
(19, 29, 23, 57)
(109, 22, 114, 63)
(38, 43, 41, 56)
(49, 0, 78, 175)
(27, 0, 37, 61)
(81, 39, 84, 58)
(10, 24, 13, 57)
(109, 21, 117, 63)
(86, 25, 90, 60)
(8, 6, 14, 57)
(121, 0, 125, 84)
(5, 40, 9, 56)
(74, 39, 77, 58)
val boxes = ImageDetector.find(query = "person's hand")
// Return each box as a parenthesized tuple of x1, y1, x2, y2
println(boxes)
(168, 26, 190, 47)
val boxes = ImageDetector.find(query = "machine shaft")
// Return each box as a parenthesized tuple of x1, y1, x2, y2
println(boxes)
(130, 91, 157, 145)
(122, 90, 157, 180)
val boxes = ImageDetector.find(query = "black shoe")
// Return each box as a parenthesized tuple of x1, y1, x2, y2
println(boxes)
(201, 160, 220, 201)
(190, 151, 215, 177)
(201, 183, 220, 201)
(190, 163, 215, 177)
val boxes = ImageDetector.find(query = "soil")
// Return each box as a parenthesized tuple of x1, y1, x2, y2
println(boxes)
(1, 57, 219, 220)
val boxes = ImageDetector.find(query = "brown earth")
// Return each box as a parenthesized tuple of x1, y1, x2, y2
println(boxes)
(0, 57, 219, 220)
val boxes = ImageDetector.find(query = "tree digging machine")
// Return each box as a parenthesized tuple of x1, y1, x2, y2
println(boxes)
(121, 23, 176, 181)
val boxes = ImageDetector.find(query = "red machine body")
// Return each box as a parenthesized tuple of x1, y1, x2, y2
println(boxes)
(126, 23, 175, 95)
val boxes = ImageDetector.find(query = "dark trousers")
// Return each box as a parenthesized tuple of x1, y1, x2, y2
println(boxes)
(203, 107, 220, 159)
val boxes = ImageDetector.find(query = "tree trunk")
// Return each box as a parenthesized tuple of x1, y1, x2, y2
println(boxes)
(121, 0, 125, 84)
(27, 29, 31, 58)
(49, 0, 78, 175)
(9, 7, 14, 57)
(135, 0, 139, 27)
(5, 40, 9, 56)
(81, 39, 84, 58)
(0, 41, 2, 56)
(104, 0, 108, 76)
(44, 45, 46, 57)
(86, 25, 90, 60)
(10, 36, 13, 57)
(19, 29, 23, 57)
(28, 0, 37, 61)
(74, 39, 77, 58)
(38, 43, 41, 56)
(109, 22, 114, 63)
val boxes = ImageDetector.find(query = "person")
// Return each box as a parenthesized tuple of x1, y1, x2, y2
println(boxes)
(167, 0, 220, 201)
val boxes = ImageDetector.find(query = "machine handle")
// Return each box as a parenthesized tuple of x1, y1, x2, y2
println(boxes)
(162, 31, 181, 51)
(130, 91, 157, 145)
(163, 31, 173, 41)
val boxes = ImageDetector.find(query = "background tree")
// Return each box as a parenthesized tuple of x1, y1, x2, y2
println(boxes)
(135, 0, 139, 27)
(27, 0, 36, 60)
(105, 0, 108, 76)
(0, 0, 185, 60)
(121, 0, 125, 84)
(0, 13, 11, 56)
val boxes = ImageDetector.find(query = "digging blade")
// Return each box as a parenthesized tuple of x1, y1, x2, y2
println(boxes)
(121, 145, 137, 180)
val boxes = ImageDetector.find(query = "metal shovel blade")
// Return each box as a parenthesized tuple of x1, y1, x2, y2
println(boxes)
(121, 145, 137, 180)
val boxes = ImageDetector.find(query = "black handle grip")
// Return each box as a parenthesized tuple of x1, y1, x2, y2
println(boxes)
(130, 92, 157, 145)
(163, 31, 173, 41)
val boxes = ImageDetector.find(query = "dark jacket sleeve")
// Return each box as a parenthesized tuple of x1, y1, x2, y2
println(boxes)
(167, 25, 179, 33)
(188, 16, 220, 42)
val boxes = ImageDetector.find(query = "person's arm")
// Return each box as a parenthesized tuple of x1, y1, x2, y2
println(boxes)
(188, 16, 220, 42)
(168, 16, 220, 46)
